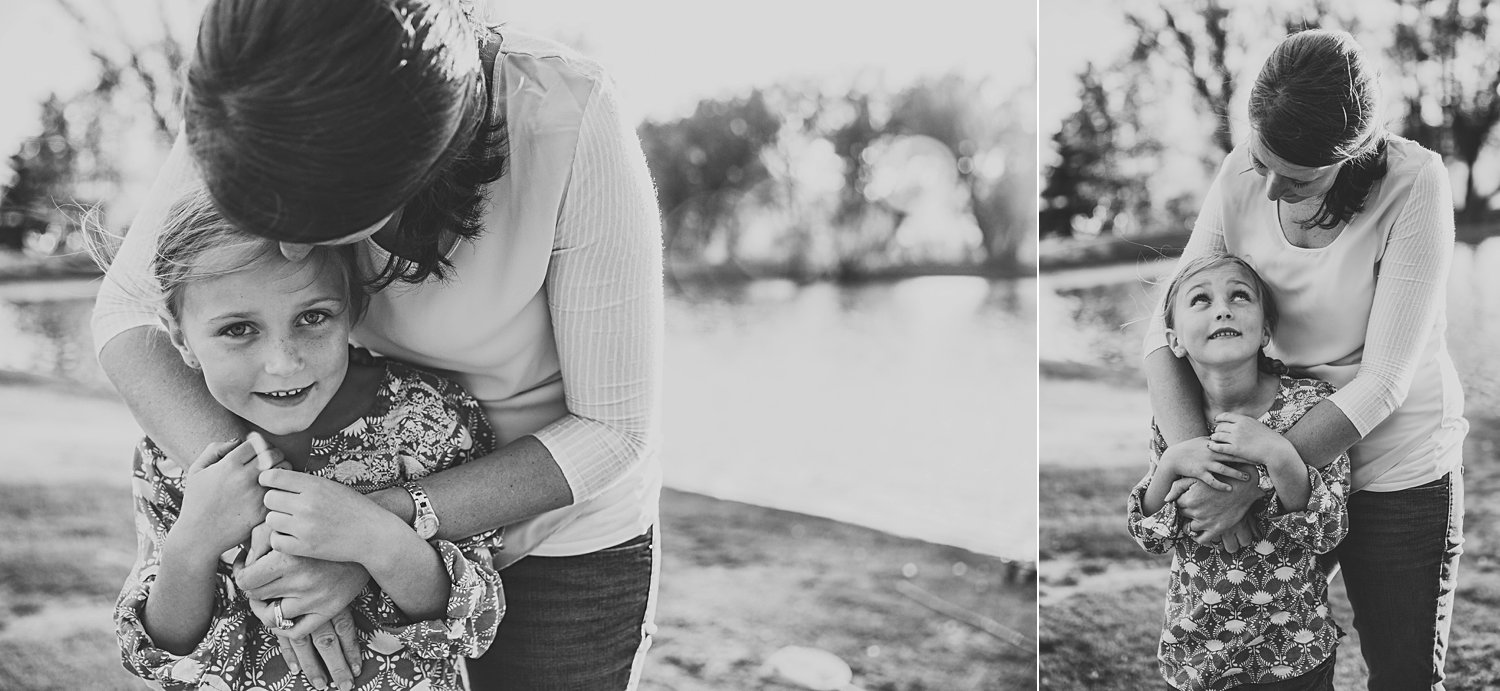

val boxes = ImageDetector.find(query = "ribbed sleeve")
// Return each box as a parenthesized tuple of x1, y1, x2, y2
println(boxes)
(1324, 157, 1454, 435)
(1141, 158, 1231, 357)
(529, 75, 665, 501)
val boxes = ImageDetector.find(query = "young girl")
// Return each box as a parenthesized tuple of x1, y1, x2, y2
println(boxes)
(1127, 254, 1351, 691)
(107, 189, 504, 691)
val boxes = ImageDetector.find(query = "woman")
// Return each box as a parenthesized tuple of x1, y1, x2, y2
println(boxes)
(1144, 30, 1466, 691)
(92, 1, 662, 688)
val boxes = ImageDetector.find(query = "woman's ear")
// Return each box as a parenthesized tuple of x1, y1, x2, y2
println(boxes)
(1261, 327, 1272, 349)
(161, 315, 201, 370)
(1165, 328, 1186, 358)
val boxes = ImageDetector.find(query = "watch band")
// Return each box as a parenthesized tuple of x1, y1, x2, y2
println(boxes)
(402, 481, 439, 540)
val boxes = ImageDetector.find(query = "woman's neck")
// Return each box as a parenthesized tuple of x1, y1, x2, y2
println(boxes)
(1191, 358, 1278, 422)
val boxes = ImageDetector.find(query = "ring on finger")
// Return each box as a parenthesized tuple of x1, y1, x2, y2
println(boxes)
(272, 598, 295, 630)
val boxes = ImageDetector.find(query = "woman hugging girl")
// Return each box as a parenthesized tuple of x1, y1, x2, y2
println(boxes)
(102, 189, 504, 691)
(1128, 253, 1351, 691)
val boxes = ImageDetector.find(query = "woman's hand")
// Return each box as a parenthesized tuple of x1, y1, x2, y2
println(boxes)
(244, 592, 361, 691)
(179, 439, 278, 555)
(1159, 437, 1250, 491)
(260, 469, 408, 565)
(1211, 413, 1301, 469)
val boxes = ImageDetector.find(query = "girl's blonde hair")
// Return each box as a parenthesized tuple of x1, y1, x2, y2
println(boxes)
(87, 187, 367, 323)
(1161, 253, 1286, 375)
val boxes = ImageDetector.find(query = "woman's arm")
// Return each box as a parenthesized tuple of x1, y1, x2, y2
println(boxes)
(365, 71, 664, 542)
(1143, 151, 1232, 444)
(1286, 156, 1455, 465)
(92, 130, 249, 463)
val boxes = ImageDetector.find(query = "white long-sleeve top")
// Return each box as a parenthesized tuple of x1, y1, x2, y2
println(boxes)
(92, 31, 664, 557)
(1144, 136, 1466, 492)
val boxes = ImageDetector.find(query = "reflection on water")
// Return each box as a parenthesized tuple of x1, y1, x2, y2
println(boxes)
(1042, 238, 1500, 416)
(0, 275, 1034, 562)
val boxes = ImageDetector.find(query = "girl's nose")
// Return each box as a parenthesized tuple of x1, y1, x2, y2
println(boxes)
(263, 338, 304, 376)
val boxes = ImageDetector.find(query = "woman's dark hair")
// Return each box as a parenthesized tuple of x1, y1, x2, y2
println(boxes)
(185, 0, 507, 288)
(1249, 29, 1388, 230)
(1162, 253, 1287, 376)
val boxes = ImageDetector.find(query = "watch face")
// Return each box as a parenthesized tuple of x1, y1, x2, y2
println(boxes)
(416, 515, 439, 540)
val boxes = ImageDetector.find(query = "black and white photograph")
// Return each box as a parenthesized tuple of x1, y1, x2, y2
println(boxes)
(1039, 1, 1496, 689)
(0, 0, 1036, 689)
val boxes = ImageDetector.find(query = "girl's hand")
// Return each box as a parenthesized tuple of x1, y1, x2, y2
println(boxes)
(260, 469, 407, 565)
(1159, 438, 1250, 492)
(1211, 413, 1300, 469)
(180, 439, 279, 555)
(1175, 478, 1263, 550)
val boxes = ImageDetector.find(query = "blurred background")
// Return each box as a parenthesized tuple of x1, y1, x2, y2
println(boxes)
(0, 0, 1036, 688)
(1037, 0, 1500, 688)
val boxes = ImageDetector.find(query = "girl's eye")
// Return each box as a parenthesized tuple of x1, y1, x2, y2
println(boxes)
(1189, 294, 1210, 306)
(298, 310, 331, 326)
(219, 322, 255, 338)
(1231, 290, 1252, 302)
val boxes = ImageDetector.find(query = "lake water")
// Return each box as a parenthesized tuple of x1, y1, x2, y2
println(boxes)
(1041, 238, 1500, 418)
(0, 274, 1034, 562)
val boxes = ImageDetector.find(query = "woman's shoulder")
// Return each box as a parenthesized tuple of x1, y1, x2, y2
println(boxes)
(495, 28, 611, 97)
(1383, 135, 1445, 180)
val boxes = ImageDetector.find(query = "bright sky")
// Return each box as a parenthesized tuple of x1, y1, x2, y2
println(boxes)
(0, 0, 1036, 160)
(487, 0, 1035, 121)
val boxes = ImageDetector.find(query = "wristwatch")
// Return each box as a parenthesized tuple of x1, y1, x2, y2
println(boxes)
(401, 481, 439, 540)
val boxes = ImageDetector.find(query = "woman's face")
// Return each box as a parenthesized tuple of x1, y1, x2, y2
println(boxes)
(1166, 263, 1271, 369)
(168, 249, 354, 436)
(1248, 135, 1343, 204)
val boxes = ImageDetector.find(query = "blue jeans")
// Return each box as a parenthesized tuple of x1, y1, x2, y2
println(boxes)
(467, 527, 658, 690)
(1334, 471, 1464, 691)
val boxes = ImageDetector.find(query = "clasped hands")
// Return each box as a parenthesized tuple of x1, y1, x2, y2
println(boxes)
(183, 437, 384, 691)
(1161, 413, 1294, 552)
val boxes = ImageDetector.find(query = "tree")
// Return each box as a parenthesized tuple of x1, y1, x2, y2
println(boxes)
(50, 0, 191, 142)
(1122, 0, 1340, 157)
(0, 97, 79, 250)
(887, 74, 1034, 270)
(1389, 0, 1500, 218)
(1039, 63, 1160, 239)
(637, 90, 781, 266)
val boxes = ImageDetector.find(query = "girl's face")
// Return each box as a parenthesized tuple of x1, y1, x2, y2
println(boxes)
(1166, 263, 1271, 368)
(168, 250, 353, 436)
(1248, 134, 1343, 204)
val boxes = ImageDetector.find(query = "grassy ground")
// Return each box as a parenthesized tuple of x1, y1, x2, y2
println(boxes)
(0, 374, 1034, 690)
(1038, 375, 1500, 689)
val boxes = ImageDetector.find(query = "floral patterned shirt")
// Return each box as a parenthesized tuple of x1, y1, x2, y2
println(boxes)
(116, 354, 504, 691)
(1127, 376, 1351, 691)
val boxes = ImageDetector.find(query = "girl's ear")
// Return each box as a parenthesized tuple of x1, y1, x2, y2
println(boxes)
(1165, 328, 1186, 358)
(161, 315, 201, 370)
(1262, 326, 1272, 349)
